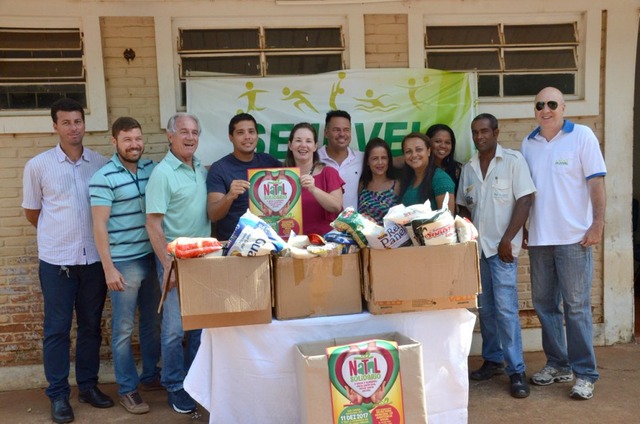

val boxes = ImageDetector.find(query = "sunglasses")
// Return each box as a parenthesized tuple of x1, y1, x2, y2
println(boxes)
(535, 101, 559, 111)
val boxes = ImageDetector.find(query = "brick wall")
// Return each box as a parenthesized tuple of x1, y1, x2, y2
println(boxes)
(0, 12, 607, 369)
(364, 14, 409, 68)
(0, 16, 169, 368)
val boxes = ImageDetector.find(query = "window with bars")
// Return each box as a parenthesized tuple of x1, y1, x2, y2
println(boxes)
(177, 26, 344, 106)
(425, 23, 578, 98)
(0, 27, 86, 110)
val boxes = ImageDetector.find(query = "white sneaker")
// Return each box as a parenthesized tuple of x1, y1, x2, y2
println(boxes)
(570, 378, 594, 400)
(530, 365, 574, 386)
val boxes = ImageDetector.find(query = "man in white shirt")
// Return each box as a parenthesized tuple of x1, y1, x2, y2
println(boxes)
(22, 98, 114, 424)
(521, 87, 606, 401)
(317, 110, 363, 210)
(457, 113, 535, 399)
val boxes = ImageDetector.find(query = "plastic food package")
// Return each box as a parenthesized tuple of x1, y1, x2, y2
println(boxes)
(225, 226, 275, 257)
(366, 220, 412, 249)
(167, 237, 223, 258)
(225, 210, 286, 256)
(384, 193, 456, 246)
(411, 209, 456, 246)
(307, 242, 342, 257)
(331, 207, 380, 248)
(454, 215, 479, 242)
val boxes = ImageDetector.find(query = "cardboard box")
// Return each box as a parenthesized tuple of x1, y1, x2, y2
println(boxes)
(168, 255, 272, 330)
(295, 332, 427, 424)
(362, 241, 480, 314)
(273, 253, 362, 320)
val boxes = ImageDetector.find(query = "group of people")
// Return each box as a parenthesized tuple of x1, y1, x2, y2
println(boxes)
(21, 85, 606, 423)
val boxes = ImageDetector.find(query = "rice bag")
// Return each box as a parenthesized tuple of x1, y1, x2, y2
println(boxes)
(225, 210, 286, 255)
(330, 207, 380, 248)
(365, 221, 412, 249)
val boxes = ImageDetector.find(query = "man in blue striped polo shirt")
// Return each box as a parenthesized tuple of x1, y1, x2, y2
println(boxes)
(89, 117, 161, 415)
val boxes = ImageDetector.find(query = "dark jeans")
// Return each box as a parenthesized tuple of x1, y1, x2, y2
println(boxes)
(39, 260, 107, 400)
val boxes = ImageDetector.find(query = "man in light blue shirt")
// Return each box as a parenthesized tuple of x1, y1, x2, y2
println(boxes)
(90, 117, 161, 414)
(146, 112, 210, 414)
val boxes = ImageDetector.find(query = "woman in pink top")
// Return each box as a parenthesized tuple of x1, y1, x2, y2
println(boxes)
(284, 123, 344, 235)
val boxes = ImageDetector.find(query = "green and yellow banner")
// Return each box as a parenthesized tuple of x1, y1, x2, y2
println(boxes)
(187, 68, 477, 165)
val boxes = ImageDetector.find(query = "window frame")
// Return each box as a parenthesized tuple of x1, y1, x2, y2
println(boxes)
(411, 11, 601, 118)
(156, 15, 352, 129)
(0, 16, 108, 134)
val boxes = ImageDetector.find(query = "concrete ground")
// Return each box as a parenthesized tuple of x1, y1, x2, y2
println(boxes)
(0, 341, 637, 424)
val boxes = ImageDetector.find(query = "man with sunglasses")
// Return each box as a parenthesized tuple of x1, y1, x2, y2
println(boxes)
(521, 87, 606, 400)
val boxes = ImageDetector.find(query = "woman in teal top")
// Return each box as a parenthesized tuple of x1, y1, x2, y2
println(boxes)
(399, 132, 456, 211)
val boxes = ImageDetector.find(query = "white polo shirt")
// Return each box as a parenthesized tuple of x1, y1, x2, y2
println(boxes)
(317, 145, 364, 210)
(457, 145, 536, 258)
(521, 120, 606, 246)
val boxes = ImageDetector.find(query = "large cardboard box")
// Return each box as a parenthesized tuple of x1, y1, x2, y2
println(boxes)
(362, 241, 480, 314)
(168, 255, 272, 330)
(273, 253, 362, 320)
(295, 332, 427, 424)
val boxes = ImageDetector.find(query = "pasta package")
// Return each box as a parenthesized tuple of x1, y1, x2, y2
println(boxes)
(411, 209, 457, 246)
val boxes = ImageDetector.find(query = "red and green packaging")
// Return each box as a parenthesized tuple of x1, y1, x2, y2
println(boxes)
(326, 339, 405, 424)
(248, 167, 302, 239)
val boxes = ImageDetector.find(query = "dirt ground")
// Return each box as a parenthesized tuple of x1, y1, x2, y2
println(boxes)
(0, 341, 638, 423)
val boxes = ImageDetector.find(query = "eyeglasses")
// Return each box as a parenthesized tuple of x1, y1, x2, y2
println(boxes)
(535, 101, 559, 111)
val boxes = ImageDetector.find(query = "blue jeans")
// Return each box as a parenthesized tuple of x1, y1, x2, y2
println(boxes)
(155, 258, 201, 392)
(39, 260, 107, 400)
(478, 254, 525, 375)
(529, 243, 599, 382)
(111, 254, 161, 395)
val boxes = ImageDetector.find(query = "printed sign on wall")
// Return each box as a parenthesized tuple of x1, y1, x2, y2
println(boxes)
(188, 68, 477, 166)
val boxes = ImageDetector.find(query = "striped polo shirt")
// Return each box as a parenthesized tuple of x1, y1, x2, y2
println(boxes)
(89, 153, 156, 262)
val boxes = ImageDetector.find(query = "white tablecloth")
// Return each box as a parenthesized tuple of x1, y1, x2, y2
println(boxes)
(185, 309, 476, 424)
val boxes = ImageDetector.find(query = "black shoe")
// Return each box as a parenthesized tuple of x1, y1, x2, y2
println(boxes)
(78, 386, 114, 408)
(470, 360, 505, 381)
(510, 372, 530, 398)
(51, 396, 74, 423)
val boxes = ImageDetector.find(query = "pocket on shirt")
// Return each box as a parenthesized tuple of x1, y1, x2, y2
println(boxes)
(492, 178, 511, 203)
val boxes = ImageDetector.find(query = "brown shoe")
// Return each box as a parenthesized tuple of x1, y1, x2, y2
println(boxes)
(119, 391, 150, 414)
(139, 377, 163, 392)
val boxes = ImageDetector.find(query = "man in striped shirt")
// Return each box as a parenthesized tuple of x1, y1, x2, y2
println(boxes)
(22, 98, 114, 424)
(89, 117, 161, 415)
